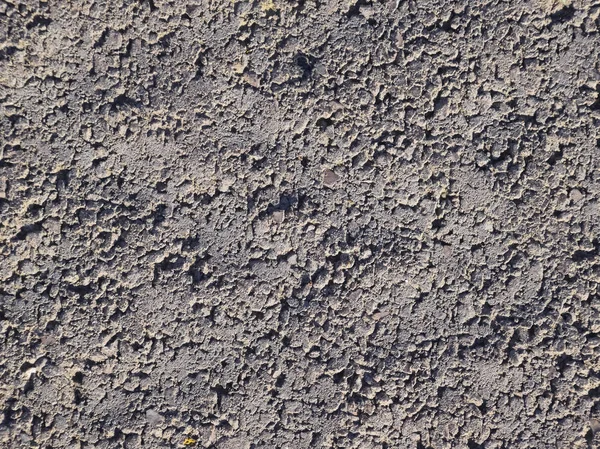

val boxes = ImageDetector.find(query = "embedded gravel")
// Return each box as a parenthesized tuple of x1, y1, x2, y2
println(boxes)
(2, 0, 600, 448)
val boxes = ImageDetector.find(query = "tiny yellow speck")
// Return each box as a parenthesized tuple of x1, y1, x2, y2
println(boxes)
(260, 0, 277, 12)
(183, 438, 197, 446)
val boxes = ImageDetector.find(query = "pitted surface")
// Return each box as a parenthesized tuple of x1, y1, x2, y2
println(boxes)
(2, 0, 600, 448)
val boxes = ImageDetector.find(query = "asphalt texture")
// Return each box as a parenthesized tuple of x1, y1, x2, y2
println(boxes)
(2, 0, 600, 448)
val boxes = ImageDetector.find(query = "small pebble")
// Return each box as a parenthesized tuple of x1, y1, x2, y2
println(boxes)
(570, 188, 583, 203)
(146, 409, 164, 426)
(323, 168, 340, 187)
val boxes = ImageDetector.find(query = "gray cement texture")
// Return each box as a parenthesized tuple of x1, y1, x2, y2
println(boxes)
(2, 0, 600, 448)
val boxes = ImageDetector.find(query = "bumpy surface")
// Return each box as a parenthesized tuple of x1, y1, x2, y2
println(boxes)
(2, 0, 600, 448)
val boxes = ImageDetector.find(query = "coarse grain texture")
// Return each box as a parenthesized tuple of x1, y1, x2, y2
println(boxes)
(2, 0, 600, 448)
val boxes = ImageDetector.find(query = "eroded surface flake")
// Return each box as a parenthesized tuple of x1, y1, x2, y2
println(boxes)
(2, 0, 600, 448)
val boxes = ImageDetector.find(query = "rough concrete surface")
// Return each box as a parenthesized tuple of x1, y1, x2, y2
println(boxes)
(2, 0, 600, 448)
